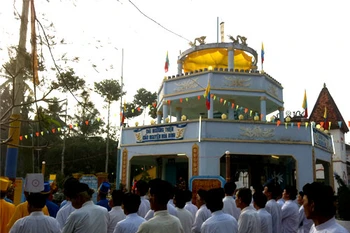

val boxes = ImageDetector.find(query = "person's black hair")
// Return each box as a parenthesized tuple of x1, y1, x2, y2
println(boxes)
(71, 182, 94, 198)
(174, 189, 187, 209)
(236, 187, 252, 205)
(298, 191, 304, 198)
(197, 189, 208, 203)
(303, 182, 336, 217)
(63, 177, 80, 199)
(206, 188, 225, 212)
(252, 183, 263, 194)
(136, 180, 149, 196)
(265, 183, 279, 199)
(253, 191, 267, 208)
(99, 192, 107, 199)
(284, 185, 297, 200)
(122, 192, 141, 213)
(224, 181, 236, 195)
(149, 179, 173, 206)
(27, 193, 46, 209)
(184, 189, 193, 202)
(111, 189, 124, 206)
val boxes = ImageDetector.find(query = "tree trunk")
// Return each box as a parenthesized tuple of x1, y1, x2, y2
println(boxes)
(105, 101, 110, 173)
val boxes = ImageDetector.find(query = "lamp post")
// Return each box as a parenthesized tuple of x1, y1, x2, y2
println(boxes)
(225, 151, 231, 182)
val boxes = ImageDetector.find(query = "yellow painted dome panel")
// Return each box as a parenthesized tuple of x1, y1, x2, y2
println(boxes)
(183, 48, 252, 73)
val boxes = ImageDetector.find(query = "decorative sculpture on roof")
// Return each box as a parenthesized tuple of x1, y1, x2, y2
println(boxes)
(189, 36, 206, 47)
(228, 35, 248, 46)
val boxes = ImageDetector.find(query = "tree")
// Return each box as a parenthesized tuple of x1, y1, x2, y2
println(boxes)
(94, 79, 125, 173)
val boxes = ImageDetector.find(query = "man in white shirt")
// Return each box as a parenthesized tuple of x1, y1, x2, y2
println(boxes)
(108, 190, 126, 233)
(56, 177, 79, 229)
(191, 189, 211, 233)
(62, 182, 109, 233)
(296, 191, 313, 233)
(302, 182, 349, 233)
(113, 192, 145, 233)
(184, 189, 198, 219)
(201, 187, 238, 233)
(137, 179, 184, 233)
(10, 173, 61, 233)
(236, 187, 261, 233)
(136, 180, 150, 218)
(281, 186, 299, 233)
(253, 191, 272, 233)
(174, 189, 194, 233)
(263, 183, 282, 233)
(222, 181, 240, 220)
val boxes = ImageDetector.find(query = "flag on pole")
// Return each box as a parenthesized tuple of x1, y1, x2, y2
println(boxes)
(323, 107, 329, 129)
(302, 90, 308, 118)
(164, 51, 169, 73)
(120, 102, 126, 127)
(30, 0, 39, 85)
(203, 80, 211, 110)
(261, 43, 265, 64)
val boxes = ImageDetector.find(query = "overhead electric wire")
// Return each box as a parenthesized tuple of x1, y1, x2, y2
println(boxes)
(128, 0, 191, 42)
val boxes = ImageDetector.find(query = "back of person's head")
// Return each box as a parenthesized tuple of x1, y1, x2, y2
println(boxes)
(265, 182, 279, 199)
(253, 191, 267, 208)
(303, 182, 335, 218)
(237, 187, 252, 205)
(27, 193, 46, 209)
(206, 188, 225, 212)
(63, 177, 80, 199)
(174, 189, 187, 209)
(72, 182, 94, 199)
(149, 179, 173, 206)
(284, 185, 298, 200)
(224, 181, 236, 195)
(111, 189, 124, 206)
(136, 180, 149, 196)
(197, 189, 208, 203)
(184, 189, 193, 202)
(122, 192, 141, 214)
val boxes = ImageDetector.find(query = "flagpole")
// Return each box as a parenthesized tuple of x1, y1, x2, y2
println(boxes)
(116, 48, 124, 189)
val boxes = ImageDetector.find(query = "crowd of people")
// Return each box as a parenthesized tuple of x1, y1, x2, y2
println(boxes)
(0, 174, 349, 233)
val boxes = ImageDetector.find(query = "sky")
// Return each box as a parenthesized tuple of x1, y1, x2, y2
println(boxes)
(1, 0, 350, 141)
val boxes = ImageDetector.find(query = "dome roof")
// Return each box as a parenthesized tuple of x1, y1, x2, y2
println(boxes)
(183, 48, 253, 72)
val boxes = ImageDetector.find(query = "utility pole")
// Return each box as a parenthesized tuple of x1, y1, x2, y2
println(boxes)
(61, 98, 68, 174)
(5, 0, 30, 180)
(105, 100, 110, 173)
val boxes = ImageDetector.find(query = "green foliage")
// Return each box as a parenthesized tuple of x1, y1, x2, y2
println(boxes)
(335, 173, 350, 220)
(133, 88, 157, 108)
(52, 68, 86, 93)
(94, 79, 125, 103)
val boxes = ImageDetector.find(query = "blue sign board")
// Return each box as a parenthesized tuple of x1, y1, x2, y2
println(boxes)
(133, 123, 187, 143)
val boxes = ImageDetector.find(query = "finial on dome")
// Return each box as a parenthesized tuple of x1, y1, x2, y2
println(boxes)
(323, 83, 326, 88)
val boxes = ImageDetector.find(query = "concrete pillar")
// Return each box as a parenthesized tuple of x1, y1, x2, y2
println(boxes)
(225, 151, 231, 182)
(228, 47, 234, 71)
(260, 96, 267, 121)
(157, 111, 162, 124)
(176, 107, 182, 121)
(279, 107, 285, 123)
(163, 101, 169, 122)
(208, 73, 213, 119)
(177, 60, 182, 75)
(228, 99, 235, 120)
(161, 158, 167, 180)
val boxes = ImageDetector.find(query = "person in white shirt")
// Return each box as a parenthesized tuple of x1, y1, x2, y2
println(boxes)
(136, 180, 150, 218)
(137, 179, 184, 233)
(263, 183, 282, 233)
(222, 181, 240, 220)
(56, 177, 79, 229)
(302, 182, 349, 233)
(62, 182, 109, 233)
(201, 187, 238, 233)
(253, 191, 272, 233)
(174, 189, 194, 233)
(236, 187, 261, 233)
(296, 191, 313, 233)
(113, 192, 145, 233)
(184, 190, 198, 219)
(191, 189, 211, 233)
(281, 185, 299, 233)
(10, 190, 61, 233)
(108, 190, 126, 233)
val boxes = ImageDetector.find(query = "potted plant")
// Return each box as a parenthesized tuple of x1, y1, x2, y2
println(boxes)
(334, 173, 350, 230)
